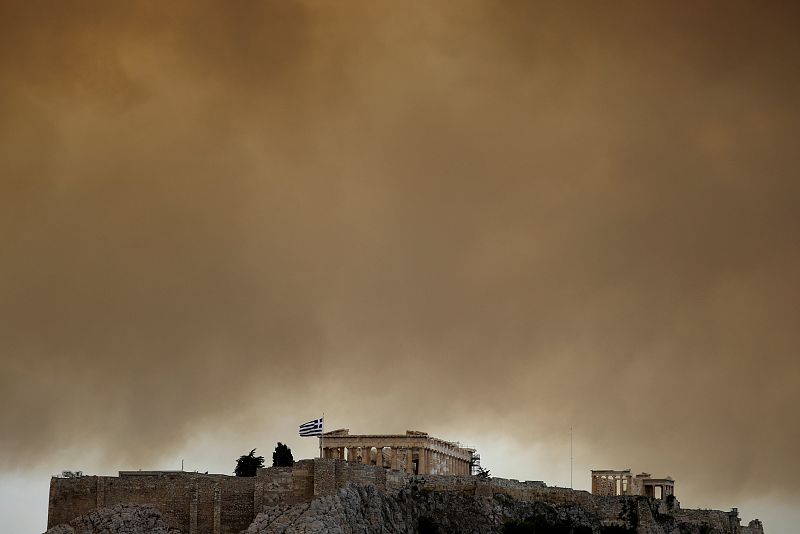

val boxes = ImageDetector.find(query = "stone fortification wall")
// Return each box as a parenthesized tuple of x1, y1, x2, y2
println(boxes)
(302, 459, 553, 503)
(48, 460, 550, 533)
(48, 474, 99, 529)
(49, 472, 254, 534)
(49, 459, 763, 534)
(672, 508, 765, 534)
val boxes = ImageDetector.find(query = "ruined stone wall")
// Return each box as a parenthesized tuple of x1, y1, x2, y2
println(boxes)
(672, 508, 744, 533)
(218, 475, 257, 533)
(103, 474, 187, 530)
(343, 460, 388, 490)
(289, 460, 314, 504)
(48, 475, 99, 529)
(49, 460, 762, 534)
(49, 462, 553, 533)
(407, 473, 551, 502)
(312, 458, 336, 497)
(49, 473, 255, 534)
(255, 467, 292, 508)
(412, 474, 480, 494)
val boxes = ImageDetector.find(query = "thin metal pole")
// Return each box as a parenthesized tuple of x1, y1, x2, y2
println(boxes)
(570, 426, 573, 489)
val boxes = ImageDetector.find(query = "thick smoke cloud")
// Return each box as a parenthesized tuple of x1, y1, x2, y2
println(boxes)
(1, 0, 799, 513)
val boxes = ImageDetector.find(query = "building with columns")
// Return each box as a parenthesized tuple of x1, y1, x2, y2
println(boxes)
(319, 429, 475, 476)
(591, 469, 675, 500)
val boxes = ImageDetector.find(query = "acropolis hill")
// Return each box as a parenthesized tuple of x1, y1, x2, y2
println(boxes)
(46, 430, 765, 534)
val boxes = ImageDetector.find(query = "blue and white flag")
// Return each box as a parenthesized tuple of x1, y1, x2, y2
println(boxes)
(299, 417, 324, 437)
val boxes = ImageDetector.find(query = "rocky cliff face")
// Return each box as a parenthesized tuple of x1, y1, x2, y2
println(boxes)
(245, 483, 600, 533)
(46, 483, 763, 534)
(244, 482, 751, 534)
(44, 503, 180, 534)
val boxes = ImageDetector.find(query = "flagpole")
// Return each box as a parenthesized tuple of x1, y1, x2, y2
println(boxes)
(319, 412, 325, 459)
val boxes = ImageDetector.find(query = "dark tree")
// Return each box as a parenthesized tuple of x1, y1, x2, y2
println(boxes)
(234, 449, 265, 477)
(272, 442, 294, 467)
(475, 466, 491, 479)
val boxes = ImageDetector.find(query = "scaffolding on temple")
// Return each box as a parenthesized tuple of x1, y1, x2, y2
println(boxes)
(470, 452, 482, 476)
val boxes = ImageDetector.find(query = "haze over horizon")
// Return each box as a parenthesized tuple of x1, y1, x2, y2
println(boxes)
(2, 1, 799, 532)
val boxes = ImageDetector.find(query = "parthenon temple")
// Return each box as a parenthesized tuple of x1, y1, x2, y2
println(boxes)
(591, 469, 675, 499)
(319, 429, 475, 476)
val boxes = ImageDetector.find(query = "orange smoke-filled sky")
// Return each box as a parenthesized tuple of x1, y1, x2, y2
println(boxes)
(1, 1, 799, 531)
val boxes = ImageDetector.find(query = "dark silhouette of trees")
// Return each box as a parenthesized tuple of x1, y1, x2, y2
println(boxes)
(470, 454, 491, 478)
(272, 442, 294, 467)
(475, 466, 491, 479)
(234, 449, 265, 477)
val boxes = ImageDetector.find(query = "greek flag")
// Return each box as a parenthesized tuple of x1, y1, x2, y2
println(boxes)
(299, 417, 324, 437)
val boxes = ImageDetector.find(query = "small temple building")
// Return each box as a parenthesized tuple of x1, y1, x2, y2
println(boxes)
(319, 429, 476, 475)
(591, 469, 675, 499)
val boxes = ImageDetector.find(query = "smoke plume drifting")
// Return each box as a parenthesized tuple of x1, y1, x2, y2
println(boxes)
(1, 0, 799, 521)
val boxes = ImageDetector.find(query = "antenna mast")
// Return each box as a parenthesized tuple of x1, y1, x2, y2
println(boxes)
(570, 426, 573, 489)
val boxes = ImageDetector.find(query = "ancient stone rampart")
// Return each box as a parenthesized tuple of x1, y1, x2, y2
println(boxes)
(48, 471, 256, 534)
(48, 459, 763, 534)
(47, 460, 548, 533)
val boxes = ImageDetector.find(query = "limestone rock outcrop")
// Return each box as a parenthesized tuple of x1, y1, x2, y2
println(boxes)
(44, 503, 180, 534)
(242, 482, 746, 534)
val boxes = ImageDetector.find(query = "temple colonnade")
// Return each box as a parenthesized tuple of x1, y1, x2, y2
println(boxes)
(319, 430, 474, 476)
